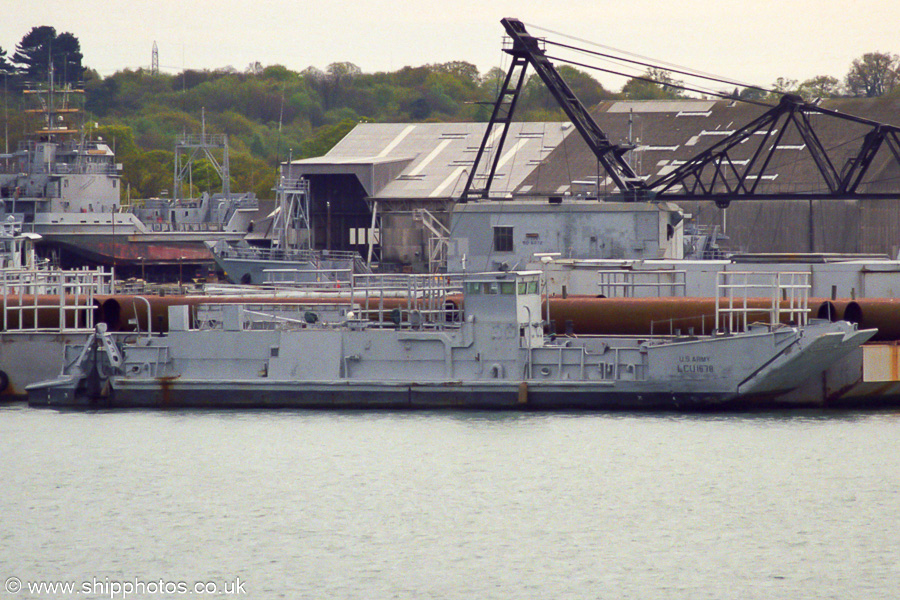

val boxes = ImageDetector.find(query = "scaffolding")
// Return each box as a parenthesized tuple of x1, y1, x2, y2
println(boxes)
(173, 115, 230, 201)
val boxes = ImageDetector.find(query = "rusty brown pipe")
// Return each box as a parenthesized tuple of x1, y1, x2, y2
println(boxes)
(3, 295, 100, 330)
(833, 299, 900, 341)
(544, 297, 831, 336)
(95, 294, 423, 332)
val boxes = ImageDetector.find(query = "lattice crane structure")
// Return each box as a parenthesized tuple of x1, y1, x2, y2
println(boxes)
(462, 18, 900, 208)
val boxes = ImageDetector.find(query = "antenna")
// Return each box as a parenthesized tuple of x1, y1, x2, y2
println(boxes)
(151, 41, 159, 75)
(4, 73, 8, 155)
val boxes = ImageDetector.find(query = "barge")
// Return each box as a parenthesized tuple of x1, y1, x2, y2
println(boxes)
(28, 271, 874, 410)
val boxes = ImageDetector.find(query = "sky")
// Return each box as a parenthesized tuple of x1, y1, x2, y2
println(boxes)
(4, 0, 900, 93)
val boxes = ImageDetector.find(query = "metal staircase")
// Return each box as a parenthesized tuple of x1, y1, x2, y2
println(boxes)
(412, 208, 450, 272)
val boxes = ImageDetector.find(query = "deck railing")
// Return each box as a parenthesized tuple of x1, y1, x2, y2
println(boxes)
(1, 268, 113, 332)
(716, 271, 810, 332)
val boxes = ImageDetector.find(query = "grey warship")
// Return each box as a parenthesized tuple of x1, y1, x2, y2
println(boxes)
(28, 270, 874, 410)
(0, 82, 255, 274)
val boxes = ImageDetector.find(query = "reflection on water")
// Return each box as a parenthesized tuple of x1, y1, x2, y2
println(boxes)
(2, 404, 898, 599)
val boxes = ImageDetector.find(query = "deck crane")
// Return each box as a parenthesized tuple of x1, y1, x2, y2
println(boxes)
(463, 18, 900, 207)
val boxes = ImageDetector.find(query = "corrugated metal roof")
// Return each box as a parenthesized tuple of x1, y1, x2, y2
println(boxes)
(605, 100, 717, 113)
(294, 155, 414, 165)
(289, 122, 573, 199)
(521, 97, 900, 197)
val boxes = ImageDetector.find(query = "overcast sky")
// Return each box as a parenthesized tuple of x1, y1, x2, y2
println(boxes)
(5, 0, 900, 93)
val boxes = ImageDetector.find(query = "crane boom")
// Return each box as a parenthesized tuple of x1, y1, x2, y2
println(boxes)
(461, 18, 648, 201)
(463, 18, 900, 205)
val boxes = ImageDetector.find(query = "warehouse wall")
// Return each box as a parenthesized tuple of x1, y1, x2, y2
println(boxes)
(675, 198, 900, 257)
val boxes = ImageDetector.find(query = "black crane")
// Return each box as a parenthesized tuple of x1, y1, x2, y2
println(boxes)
(650, 93, 900, 206)
(462, 18, 900, 207)
(460, 18, 648, 202)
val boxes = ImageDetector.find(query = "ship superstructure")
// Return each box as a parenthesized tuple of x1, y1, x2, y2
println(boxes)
(0, 214, 111, 399)
(1, 82, 119, 221)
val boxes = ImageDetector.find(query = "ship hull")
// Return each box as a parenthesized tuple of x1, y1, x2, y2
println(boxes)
(212, 255, 319, 285)
(29, 378, 751, 411)
(28, 344, 900, 411)
(39, 231, 246, 267)
(26, 323, 876, 411)
(0, 332, 93, 400)
(208, 240, 364, 285)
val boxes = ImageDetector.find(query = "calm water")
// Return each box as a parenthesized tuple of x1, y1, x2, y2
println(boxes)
(1, 404, 899, 600)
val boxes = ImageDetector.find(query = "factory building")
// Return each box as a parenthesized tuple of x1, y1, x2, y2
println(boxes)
(281, 122, 572, 270)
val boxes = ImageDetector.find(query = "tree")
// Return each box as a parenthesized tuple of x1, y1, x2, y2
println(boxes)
(557, 65, 614, 107)
(262, 64, 296, 82)
(621, 68, 684, 100)
(319, 62, 361, 110)
(229, 153, 275, 199)
(134, 149, 175, 199)
(298, 118, 356, 158)
(479, 67, 505, 94)
(771, 77, 798, 94)
(474, 67, 507, 121)
(797, 75, 841, 101)
(326, 62, 362, 79)
(516, 66, 613, 119)
(53, 32, 83, 83)
(845, 52, 900, 97)
(430, 61, 480, 87)
(737, 86, 767, 101)
(84, 72, 120, 116)
(0, 46, 14, 76)
(13, 26, 55, 81)
(12, 26, 84, 85)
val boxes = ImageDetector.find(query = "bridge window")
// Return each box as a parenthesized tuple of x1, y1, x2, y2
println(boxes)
(518, 280, 539, 294)
(493, 226, 513, 252)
